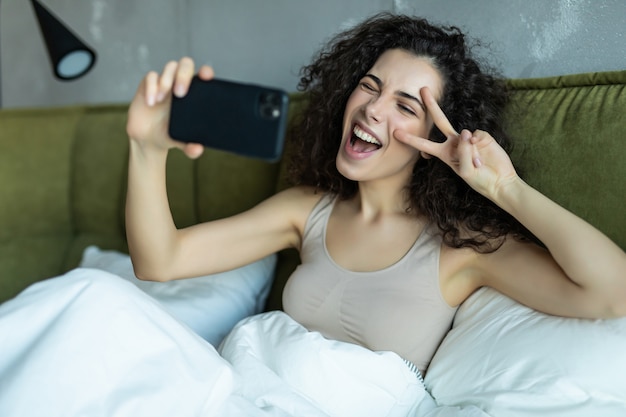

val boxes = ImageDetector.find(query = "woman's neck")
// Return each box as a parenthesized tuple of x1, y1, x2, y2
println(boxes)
(352, 180, 412, 221)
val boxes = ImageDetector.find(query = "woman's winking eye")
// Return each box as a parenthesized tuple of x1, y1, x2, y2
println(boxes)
(359, 76, 420, 118)
(360, 81, 377, 92)
(397, 102, 417, 116)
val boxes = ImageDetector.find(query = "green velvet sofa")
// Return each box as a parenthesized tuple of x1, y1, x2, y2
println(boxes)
(1, 70, 624, 310)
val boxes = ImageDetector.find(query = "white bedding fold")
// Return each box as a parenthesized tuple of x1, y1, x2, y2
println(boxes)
(220, 311, 430, 417)
(0, 269, 235, 417)
(0, 269, 489, 417)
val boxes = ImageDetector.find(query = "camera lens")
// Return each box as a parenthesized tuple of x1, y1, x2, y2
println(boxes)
(260, 103, 280, 119)
(259, 92, 281, 120)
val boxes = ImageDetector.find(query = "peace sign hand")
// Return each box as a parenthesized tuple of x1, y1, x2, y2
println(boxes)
(395, 87, 519, 202)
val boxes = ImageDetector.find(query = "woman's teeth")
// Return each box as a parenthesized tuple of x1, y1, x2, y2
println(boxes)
(353, 125, 381, 146)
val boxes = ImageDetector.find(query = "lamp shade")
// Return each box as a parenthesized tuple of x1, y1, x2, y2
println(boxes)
(30, 0, 96, 80)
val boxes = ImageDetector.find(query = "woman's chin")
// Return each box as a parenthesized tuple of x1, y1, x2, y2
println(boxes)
(335, 155, 363, 182)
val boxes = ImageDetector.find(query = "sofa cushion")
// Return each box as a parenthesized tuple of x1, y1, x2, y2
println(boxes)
(0, 107, 83, 299)
(0, 107, 82, 240)
(194, 148, 281, 222)
(507, 70, 626, 250)
(65, 106, 131, 269)
(0, 237, 73, 300)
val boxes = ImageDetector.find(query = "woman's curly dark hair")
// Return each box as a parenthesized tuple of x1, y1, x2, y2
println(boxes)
(287, 12, 538, 252)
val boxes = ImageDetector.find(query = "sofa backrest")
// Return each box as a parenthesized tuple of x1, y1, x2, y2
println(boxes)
(0, 103, 286, 301)
(0, 106, 84, 296)
(0, 71, 623, 306)
(506, 71, 625, 251)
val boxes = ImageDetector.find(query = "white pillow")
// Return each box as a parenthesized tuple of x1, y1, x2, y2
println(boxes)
(79, 246, 276, 347)
(425, 287, 626, 417)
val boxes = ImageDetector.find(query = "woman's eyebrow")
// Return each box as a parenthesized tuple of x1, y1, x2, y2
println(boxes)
(364, 74, 426, 113)
(364, 73, 383, 87)
(397, 91, 426, 114)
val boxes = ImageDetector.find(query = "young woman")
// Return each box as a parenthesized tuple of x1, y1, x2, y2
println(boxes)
(126, 13, 626, 375)
(1, 12, 624, 417)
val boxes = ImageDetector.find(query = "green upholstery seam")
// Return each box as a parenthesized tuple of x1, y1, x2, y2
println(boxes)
(507, 70, 626, 91)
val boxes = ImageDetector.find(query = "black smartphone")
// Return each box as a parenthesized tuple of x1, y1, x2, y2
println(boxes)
(168, 76, 289, 162)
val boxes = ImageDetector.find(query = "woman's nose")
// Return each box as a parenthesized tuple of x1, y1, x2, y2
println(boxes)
(365, 97, 384, 123)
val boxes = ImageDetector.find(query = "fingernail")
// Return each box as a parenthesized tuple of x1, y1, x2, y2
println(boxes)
(174, 84, 186, 97)
(147, 94, 155, 107)
(473, 157, 482, 168)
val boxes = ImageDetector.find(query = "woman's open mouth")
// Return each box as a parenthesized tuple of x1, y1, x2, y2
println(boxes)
(349, 125, 382, 153)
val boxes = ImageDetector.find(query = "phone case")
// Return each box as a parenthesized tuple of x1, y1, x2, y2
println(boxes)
(168, 76, 289, 162)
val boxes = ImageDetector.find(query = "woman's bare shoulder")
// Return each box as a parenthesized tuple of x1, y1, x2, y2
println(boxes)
(260, 184, 326, 222)
(269, 185, 324, 203)
(271, 185, 326, 215)
(253, 185, 325, 249)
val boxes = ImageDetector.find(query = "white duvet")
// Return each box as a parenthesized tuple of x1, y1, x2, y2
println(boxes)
(0, 269, 488, 417)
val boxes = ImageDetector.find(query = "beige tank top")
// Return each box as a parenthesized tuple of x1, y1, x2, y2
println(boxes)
(283, 194, 458, 373)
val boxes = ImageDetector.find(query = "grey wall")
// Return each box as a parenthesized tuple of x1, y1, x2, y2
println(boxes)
(395, 0, 626, 79)
(0, 0, 624, 108)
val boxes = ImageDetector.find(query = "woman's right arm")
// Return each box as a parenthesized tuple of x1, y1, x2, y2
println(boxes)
(125, 58, 310, 282)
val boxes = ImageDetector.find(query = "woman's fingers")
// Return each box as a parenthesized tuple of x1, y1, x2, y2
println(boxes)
(182, 143, 205, 159)
(394, 130, 443, 157)
(401, 89, 486, 172)
(130, 57, 215, 159)
(172, 57, 196, 98)
(456, 130, 479, 177)
(395, 87, 461, 161)
(156, 60, 179, 103)
(197, 64, 215, 81)
(143, 71, 159, 106)
(420, 87, 458, 138)
(468, 130, 487, 168)
(143, 58, 200, 107)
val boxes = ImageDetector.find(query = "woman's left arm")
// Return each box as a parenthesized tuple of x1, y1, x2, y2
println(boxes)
(395, 87, 626, 318)
(483, 179, 626, 318)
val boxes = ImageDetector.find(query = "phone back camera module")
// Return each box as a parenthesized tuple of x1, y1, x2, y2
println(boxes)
(259, 92, 282, 120)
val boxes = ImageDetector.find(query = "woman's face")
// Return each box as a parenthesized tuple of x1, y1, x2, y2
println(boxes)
(337, 48, 443, 186)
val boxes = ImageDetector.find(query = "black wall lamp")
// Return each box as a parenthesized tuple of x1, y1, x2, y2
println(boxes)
(30, 0, 97, 81)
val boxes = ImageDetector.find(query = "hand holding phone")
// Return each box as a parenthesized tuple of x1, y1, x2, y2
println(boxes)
(168, 76, 289, 162)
